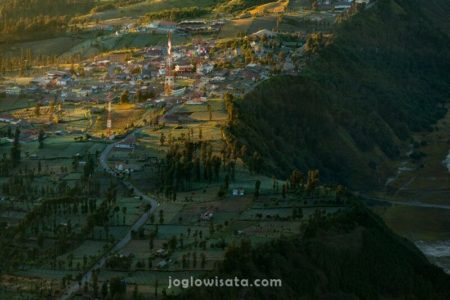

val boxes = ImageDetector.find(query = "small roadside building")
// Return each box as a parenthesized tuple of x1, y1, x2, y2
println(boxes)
(114, 135, 136, 150)
(232, 188, 245, 196)
(5, 86, 21, 96)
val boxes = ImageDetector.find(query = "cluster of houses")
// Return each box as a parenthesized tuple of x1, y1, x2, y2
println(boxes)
(0, 114, 21, 125)
(316, 0, 372, 11)
(1, 71, 74, 98)
(2, 29, 302, 110)
(1, 16, 308, 135)
(97, 18, 226, 36)
(137, 19, 225, 35)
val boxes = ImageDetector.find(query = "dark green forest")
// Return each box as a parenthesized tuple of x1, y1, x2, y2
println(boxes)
(173, 202, 450, 300)
(227, 0, 450, 189)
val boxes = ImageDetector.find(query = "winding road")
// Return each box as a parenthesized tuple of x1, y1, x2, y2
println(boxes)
(60, 131, 158, 300)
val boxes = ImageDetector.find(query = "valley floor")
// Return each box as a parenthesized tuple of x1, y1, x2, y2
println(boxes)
(370, 105, 450, 273)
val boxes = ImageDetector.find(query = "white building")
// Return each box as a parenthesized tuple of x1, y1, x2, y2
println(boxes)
(197, 63, 214, 75)
(232, 188, 245, 196)
(5, 86, 21, 95)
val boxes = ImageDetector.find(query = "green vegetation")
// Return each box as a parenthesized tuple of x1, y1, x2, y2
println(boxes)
(143, 7, 211, 22)
(90, 3, 117, 14)
(0, 0, 96, 41)
(420, 0, 450, 35)
(90, 0, 150, 14)
(227, 0, 450, 189)
(0, 0, 449, 298)
(174, 203, 450, 300)
(215, 0, 276, 13)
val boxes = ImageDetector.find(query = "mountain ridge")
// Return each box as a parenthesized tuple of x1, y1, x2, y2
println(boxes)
(226, 0, 450, 189)
(172, 201, 450, 300)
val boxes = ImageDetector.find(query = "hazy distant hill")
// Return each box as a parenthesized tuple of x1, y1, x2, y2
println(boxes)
(227, 0, 450, 189)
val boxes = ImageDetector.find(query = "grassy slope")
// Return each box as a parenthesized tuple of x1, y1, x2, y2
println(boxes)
(214, 0, 277, 13)
(0, 0, 278, 58)
(228, 0, 450, 189)
(173, 203, 450, 299)
(0, 0, 97, 42)
(86, 0, 219, 21)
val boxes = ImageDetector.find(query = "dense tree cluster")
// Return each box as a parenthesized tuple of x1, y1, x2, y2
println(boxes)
(155, 128, 241, 200)
(210, 35, 287, 68)
(143, 7, 210, 22)
(0, 149, 121, 272)
(227, 0, 450, 189)
(173, 204, 450, 300)
(0, 0, 96, 40)
(0, 49, 82, 75)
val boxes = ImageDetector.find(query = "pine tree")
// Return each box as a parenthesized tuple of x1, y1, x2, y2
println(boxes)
(10, 127, 21, 167)
(38, 129, 45, 149)
(254, 180, 261, 199)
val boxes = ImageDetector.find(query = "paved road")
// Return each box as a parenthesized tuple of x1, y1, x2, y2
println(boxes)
(360, 194, 450, 211)
(60, 131, 158, 300)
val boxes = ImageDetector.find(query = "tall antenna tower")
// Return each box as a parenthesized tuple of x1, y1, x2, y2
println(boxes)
(107, 92, 113, 136)
(164, 31, 175, 96)
(49, 95, 56, 124)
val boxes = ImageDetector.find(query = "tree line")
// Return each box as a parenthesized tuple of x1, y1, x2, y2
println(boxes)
(0, 0, 96, 40)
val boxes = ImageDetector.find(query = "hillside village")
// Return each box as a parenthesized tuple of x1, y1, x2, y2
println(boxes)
(4, 29, 299, 105)
(0, 30, 306, 146)
(0, 0, 377, 130)
(0, 1, 388, 299)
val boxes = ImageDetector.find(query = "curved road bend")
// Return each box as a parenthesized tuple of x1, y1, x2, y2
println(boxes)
(60, 131, 158, 300)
